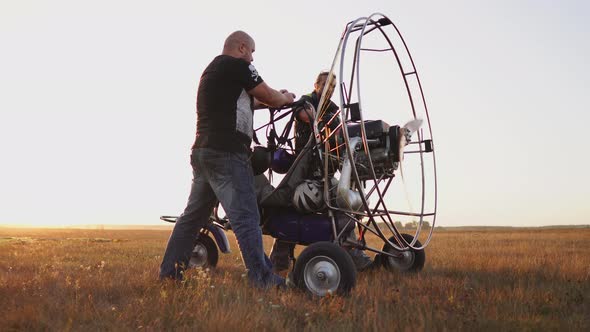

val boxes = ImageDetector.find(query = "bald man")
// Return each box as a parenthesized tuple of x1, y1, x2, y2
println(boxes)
(160, 31, 295, 288)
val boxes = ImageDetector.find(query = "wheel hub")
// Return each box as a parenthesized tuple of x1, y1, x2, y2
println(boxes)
(387, 249, 415, 270)
(304, 256, 341, 296)
(189, 243, 207, 268)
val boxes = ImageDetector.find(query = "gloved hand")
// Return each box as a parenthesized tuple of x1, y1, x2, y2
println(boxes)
(295, 101, 316, 123)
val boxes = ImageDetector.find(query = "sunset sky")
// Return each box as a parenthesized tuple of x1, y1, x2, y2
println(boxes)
(1, 0, 588, 228)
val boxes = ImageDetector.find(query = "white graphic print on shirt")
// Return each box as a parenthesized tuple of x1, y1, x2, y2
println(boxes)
(235, 89, 253, 139)
(248, 64, 260, 82)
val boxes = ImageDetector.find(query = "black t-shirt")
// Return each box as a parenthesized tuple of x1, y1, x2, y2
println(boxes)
(294, 91, 339, 154)
(192, 55, 264, 153)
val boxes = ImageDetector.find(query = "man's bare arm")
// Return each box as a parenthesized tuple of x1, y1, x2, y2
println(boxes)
(248, 82, 295, 108)
(252, 97, 266, 110)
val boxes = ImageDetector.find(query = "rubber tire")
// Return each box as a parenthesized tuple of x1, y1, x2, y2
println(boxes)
(375, 233, 425, 273)
(189, 233, 219, 269)
(293, 242, 357, 296)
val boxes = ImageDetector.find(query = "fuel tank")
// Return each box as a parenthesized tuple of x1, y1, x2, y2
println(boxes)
(262, 208, 355, 245)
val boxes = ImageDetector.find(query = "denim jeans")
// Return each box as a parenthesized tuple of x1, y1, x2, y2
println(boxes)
(159, 148, 284, 288)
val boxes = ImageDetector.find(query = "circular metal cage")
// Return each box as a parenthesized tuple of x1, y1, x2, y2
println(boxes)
(315, 13, 437, 252)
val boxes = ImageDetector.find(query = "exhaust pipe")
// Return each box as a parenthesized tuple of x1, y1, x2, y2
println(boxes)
(336, 137, 364, 211)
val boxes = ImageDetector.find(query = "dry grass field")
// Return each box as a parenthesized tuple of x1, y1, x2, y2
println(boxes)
(1, 227, 588, 331)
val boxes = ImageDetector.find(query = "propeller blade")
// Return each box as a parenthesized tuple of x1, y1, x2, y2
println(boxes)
(403, 118, 423, 133)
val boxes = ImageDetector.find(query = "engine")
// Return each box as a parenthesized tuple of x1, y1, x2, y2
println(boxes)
(344, 120, 403, 180)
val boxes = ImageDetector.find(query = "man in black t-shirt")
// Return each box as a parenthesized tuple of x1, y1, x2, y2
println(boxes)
(160, 31, 295, 288)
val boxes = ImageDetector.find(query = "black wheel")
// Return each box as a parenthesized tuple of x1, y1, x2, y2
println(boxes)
(188, 233, 219, 269)
(292, 242, 357, 296)
(376, 233, 425, 272)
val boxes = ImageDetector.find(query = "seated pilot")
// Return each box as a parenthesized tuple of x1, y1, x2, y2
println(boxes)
(252, 71, 372, 272)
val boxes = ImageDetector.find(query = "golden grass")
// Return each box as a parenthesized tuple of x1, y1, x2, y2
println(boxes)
(1, 227, 588, 331)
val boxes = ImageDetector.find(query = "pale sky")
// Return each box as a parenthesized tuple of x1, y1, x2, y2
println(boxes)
(1, 0, 589, 227)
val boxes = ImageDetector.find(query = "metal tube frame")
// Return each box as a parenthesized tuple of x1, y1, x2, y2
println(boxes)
(317, 13, 437, 254)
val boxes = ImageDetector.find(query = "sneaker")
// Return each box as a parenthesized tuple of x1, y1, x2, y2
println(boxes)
(253, 272, 286, 290)
(270, 275, 287, 290)
(347, 248, 373, 271)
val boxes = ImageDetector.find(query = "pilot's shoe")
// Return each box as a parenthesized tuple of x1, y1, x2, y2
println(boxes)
(346, 248, 373, 271)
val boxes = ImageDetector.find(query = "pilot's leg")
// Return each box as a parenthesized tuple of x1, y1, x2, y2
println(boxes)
(270, 239, 295, 273)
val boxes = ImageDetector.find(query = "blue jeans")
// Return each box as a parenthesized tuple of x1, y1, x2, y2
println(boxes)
(159, 148, 283, 288)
